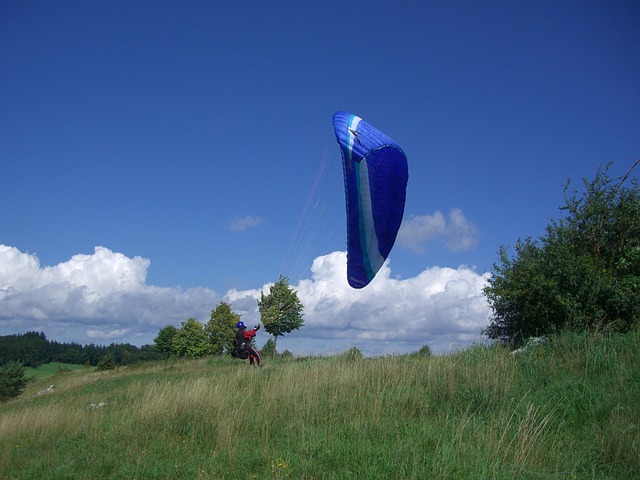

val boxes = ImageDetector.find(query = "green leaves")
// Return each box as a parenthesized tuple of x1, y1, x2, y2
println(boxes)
(485, 163, 640, 345)
(170, 318, 212, 359)
(154, 325, 178, 356)
(205, 302, 240, 355)
(155, 302, 241, 358)
(258, 276, 304, 354)
(0, 361, 32, 402)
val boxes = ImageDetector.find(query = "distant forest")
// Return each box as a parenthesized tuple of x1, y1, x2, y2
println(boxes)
(0, 331, 164, 367)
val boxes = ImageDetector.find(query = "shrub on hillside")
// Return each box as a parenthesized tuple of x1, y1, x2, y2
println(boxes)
(97, 353, 116, 371)
(340, 347, 363, 362)
(416, 345, 432, 357)
(484, 163, 640, 345)
(0, 361, 33, 402)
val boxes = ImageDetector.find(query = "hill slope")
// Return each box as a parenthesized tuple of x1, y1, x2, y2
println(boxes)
(1, 330, 639, 479)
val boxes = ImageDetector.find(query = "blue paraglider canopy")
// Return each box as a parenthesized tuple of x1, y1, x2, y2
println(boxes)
(333, 111, 408, 289)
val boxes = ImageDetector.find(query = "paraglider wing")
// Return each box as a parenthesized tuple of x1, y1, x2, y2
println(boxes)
(333, 111, 408, 288)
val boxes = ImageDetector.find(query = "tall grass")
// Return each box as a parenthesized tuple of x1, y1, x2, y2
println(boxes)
(1, 330, 639, 479)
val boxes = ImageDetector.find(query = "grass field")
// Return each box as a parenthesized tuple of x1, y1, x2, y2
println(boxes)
(1, 330, 639, 479)
(25, 362, 89, 379)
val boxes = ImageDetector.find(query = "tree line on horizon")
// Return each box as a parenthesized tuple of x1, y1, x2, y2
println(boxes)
(0, 330, 163, 368)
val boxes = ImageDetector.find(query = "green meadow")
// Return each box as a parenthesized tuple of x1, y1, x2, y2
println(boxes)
(1, 330, 639, 479)
(25, 362, 88, 379)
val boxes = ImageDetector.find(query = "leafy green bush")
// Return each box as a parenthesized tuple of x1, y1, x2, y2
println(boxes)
(172, 318, 213, 359)
(0, 361, 33, 401)
(484, 164, 640, 345)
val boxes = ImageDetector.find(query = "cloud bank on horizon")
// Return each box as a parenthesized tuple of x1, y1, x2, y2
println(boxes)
(0, 236, 491, 355)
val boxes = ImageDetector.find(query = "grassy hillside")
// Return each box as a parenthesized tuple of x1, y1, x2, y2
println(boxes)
(1, 330, 639, 479)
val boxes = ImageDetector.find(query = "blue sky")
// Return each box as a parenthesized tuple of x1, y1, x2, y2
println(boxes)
(1, 1, 639, 355)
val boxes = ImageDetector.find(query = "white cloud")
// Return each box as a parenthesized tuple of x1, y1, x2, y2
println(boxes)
(397, 209, 479, 254)
(0, 245, 491, 355)
(0, 245, 218, 345)
(223, 252, 492, 356)
(86, 328, 130, 341)
(229, 215, 263, 232)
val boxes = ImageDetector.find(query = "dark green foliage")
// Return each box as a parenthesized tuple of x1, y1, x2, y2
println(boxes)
(0, 361, 33, 401)
(205, 302, 240, 355)
(416, 344, 432, 357)
(96, 353, 116, 371)
(0, 331, 163, 367)
(154, 325, 178, 356)
(0, 331, 49, 367)
(484, 163, 640, 345)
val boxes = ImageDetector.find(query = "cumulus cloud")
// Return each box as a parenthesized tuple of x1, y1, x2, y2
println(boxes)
(1, 245, 491, 355)
(223, 252, 492, 355)
(0, 245, 218, 345)
(397, 209, 479, 253)
(229, 215, 263, 232)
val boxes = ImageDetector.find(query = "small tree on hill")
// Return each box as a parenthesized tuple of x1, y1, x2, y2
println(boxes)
(205, 302, 240, 355)
(484, 162, 640, 345)
(96, 353, 116, 371)
(172, 318, 212, 359)
(416, 345, 432, 357)
(258, 276, 304, 356)
(341, 347, 363, 362)
(0, 361, 33, 402)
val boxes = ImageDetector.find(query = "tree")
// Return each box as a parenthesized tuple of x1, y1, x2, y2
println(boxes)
(96, 353, 116, 371)
(484, 163, 640, 345)
(0, 361, 33, 402)
(0, 331, 49, 367)
(154, 325, 178, 356)
(416, 345, 432, 357)
(258, 276, 304, 356)
(172, 318, 212, 359)
(340, 347, 363, 362)
(205, 302, 240, 355)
